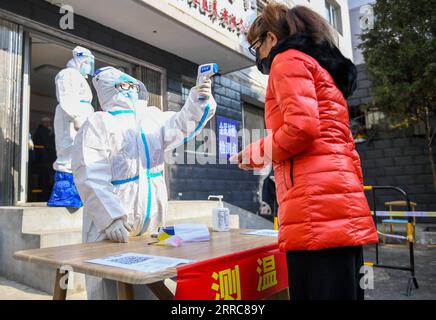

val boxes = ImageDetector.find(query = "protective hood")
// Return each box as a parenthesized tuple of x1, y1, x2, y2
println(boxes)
(92, 66, 148, 112)
(68, 46, 95, 77)
(66, 58, 79, 69)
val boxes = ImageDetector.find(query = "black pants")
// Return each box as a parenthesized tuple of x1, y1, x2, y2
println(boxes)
(286, 245, 364, 300)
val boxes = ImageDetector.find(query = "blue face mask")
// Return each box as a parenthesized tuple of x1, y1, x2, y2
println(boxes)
(121, 88, 139, 104)
(78, 57, 95, 77)
(80, 63, 93, 77)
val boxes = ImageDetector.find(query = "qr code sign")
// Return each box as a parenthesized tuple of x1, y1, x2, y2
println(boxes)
(109, 256, 151, 265)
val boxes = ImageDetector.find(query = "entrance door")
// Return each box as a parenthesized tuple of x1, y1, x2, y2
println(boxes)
(26, 34, 133, 203)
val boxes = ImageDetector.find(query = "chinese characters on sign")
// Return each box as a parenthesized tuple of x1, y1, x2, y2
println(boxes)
(257, 255, 278, 292)
(175, 244, 288, 300)
(212, 265, 242, 300)
(210, 255, 278, 300)
(182, 0, 256, 36)
(217, 115, 238, 159)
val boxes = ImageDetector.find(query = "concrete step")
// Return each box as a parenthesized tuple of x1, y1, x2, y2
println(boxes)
(417, 225, 436, 245)
(0, 206, 85, 294)
(21, 205, 82, 235)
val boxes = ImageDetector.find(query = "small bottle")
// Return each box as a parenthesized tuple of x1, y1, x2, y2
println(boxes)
(208, 195, 230, 232)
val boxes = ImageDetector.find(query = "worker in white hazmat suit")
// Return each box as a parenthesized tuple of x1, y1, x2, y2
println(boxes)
(72, 66, 216, 299)
(48, 46, 95, 208)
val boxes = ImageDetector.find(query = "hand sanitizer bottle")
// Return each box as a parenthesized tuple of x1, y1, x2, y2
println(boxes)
(208, 195, 230, 232)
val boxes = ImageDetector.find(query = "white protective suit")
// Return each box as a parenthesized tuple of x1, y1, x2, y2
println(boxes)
(72, 67, 216, 299)
(53, 46, 95, 173)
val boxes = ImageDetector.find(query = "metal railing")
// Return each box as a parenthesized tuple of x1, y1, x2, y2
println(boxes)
(364, 185, 419, 296)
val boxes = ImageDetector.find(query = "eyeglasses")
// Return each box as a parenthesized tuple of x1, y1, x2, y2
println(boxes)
(115, 82, 140, 93)
(248, 33, 267, 56)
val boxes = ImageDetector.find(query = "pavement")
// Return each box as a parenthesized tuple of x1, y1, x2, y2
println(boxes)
(0, 277, 86, 300)
(364, 244, 436, 300)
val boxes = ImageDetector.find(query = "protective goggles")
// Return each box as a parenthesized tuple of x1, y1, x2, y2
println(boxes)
(115, 82, 141, 93)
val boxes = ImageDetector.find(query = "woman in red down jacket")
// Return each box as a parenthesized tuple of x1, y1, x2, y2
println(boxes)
(231, 4, 378, 300)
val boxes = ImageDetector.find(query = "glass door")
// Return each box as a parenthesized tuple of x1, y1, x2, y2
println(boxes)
(0, 18, 23, 205)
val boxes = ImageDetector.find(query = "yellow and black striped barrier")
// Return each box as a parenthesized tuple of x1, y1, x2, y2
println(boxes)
(363, 185, 419, 296)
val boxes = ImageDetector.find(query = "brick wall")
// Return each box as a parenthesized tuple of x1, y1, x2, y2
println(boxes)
(356, 129, 436, 212)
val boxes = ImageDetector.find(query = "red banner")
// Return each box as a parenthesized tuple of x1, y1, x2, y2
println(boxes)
(175, 244, 288, 300)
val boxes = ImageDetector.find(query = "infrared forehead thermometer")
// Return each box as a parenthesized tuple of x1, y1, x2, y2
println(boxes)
(197, 63, 219, 101)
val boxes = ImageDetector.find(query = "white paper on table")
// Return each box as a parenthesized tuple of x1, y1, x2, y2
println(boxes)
(173, 223, 211, 242)
(242, 229, 278, 237)
(85, 253, 194, 273)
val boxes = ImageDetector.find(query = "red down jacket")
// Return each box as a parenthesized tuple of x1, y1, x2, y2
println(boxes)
(245, 48, 379, 252)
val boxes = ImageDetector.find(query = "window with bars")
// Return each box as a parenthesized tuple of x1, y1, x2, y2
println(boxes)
(134, 66, 163, 109)
(181, 83, 192, 104)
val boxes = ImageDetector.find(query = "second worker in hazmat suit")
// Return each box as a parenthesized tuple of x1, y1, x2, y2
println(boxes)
(72, 66, 216, 299)
(48, 46, 95, 208)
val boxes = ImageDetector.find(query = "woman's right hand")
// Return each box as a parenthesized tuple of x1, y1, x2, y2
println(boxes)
(230, 150, 255, 171)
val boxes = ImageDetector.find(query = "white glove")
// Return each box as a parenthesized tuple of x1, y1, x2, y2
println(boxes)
(194, 79, 212, 101)
(105, 219, 132, 243)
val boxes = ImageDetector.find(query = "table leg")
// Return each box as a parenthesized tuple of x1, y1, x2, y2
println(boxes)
(53, 268, 68, 300)
(117, 282, 134, 300)
(147, 281, 174, 300)
(266, 288, 290, 300)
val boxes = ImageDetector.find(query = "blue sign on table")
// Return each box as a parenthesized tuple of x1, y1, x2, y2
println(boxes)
(216, 116, 238, 159)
